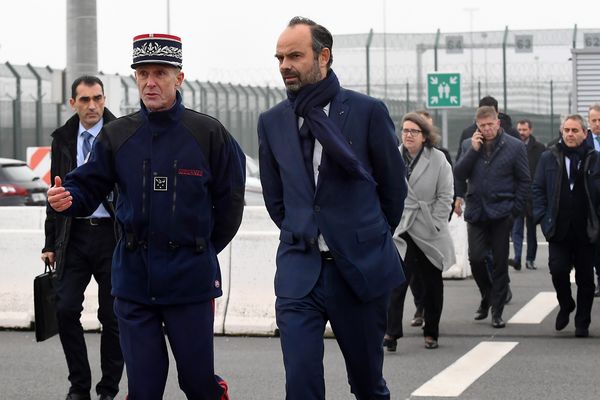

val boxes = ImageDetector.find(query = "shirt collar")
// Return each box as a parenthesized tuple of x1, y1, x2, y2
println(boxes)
(78, 118, 104, 138)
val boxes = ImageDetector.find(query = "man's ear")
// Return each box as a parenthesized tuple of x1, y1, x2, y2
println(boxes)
(320, 48, 331, 69)
(176, 71, 185, 88)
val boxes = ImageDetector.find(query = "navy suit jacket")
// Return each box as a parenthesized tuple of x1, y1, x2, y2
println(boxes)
(258, 88, 407, 302)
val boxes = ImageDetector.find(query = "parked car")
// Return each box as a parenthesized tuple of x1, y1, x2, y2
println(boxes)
(0, 158, 48, 206)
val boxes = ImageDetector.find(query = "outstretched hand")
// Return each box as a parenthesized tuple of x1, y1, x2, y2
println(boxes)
(47, 176, 72, 212)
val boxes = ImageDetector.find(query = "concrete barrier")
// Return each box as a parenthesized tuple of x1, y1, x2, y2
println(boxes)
(0, 206, 282, 335)
(0, 205, 471, 335)
(0, 207, 104, 330)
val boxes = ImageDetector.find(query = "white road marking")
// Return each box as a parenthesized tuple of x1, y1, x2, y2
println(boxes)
(508, 292, 558, 324)
(411, 341, 518, 397)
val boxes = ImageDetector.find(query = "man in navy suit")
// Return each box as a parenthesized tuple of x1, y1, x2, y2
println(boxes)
(258, 17, 407, 400)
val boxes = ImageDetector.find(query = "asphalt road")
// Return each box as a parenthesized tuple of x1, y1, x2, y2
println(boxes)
(1, 244, 599, 400)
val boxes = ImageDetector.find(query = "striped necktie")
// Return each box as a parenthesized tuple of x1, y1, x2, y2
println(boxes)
(81, 131, 93, 160)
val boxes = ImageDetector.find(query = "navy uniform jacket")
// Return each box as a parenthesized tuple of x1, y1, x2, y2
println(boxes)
(60, 92, 246, 305)
(258, 88, 407, 302)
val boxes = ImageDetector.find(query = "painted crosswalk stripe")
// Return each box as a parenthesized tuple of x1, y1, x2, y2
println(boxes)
(508, 291, 558, 324)
(411, 341, 518, 397)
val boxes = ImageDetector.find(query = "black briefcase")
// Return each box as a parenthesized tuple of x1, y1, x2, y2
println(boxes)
(33, 261, 59, 342)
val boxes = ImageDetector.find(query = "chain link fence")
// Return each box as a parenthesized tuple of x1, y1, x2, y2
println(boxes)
(3, 24, 598, 162)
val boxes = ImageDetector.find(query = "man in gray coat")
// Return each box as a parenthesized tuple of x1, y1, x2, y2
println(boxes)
(454, 106, 530, 328)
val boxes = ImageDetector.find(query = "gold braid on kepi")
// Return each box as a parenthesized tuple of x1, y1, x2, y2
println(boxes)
(131, 33, 182, 69)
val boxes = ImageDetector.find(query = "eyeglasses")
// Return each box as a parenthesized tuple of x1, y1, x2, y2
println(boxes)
(402, 128, 422, 137)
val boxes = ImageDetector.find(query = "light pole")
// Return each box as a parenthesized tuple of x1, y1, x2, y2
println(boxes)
(481, 32, 488, 93)
(534, 56, 540, 113)
(166, 0, 171, 33)
(464, 7, 478, 106)
(382, 0, 388, 99)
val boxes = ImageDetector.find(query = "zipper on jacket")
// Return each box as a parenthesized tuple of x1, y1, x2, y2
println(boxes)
(142, 159, 149, 217)
(172, 159, 178, 217)
(169, 159, 178, 243)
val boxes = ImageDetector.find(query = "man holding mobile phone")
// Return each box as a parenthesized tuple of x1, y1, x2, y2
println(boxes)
(454, 106, 530, 328)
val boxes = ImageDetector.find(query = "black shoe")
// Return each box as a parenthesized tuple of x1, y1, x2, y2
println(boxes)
(525, 260, 537, 270)
(474, 303, 489, 320)
(505, 286, 513, 305)
(97, 395, 115, 400)
(66, 394, 91, 400)
(575, 327, 589, 338)
(492, 316, 506, 328)
(508, 259, 521, 271)
(555, 301, 576, 331)
(383, 337, 397, 352)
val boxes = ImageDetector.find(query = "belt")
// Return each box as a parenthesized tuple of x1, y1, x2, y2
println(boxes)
(73, 217, 112, 226)
(320, 251, 334, 261)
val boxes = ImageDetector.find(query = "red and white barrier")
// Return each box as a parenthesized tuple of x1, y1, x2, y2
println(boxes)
(26, 147, 51, 185)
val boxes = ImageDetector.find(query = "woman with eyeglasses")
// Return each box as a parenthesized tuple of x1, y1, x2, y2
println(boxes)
(383, 112, 455, 350)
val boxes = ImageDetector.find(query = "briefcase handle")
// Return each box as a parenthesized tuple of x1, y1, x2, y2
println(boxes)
(43, 258, 55, 274)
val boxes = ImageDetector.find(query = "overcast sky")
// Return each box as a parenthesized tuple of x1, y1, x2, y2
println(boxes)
(0, 0, 596, 86)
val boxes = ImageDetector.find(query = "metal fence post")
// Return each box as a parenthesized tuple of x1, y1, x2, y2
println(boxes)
(26, 63, 44, 146)
(406, 81, 410, 114)
(184, 80, 196, 110)
(196, 80, 206, 113)
(550, 80, 555, 135)
(502, 26, 509, 112)
(366, 28, 374, 96)
(217, 82, 231, 129)
(206, 81, 219, 119)
(434, 29, 440, 71)
(6, 62, 22, 159)
(256, 86, 267, 112)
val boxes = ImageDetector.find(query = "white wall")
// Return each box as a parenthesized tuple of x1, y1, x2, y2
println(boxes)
(0, 205, 470, 334)
(0, 206, 281, 335)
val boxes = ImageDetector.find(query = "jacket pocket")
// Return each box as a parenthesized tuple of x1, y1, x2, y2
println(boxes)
(356, 221, 388, 243)
(279, 229, 296, 244)
(492, 192, 515, 201)
(279, 229, 307, 251)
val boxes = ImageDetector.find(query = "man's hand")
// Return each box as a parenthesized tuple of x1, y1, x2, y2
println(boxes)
(47, 176, 72, 212)
(41, 252, 55, 268)
(471, 130, 484, 151)
(453, 197, 464, 217)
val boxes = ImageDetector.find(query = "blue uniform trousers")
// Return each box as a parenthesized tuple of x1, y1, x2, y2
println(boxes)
(114, 298, 226, 400)
(276, 256, 391, 400)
